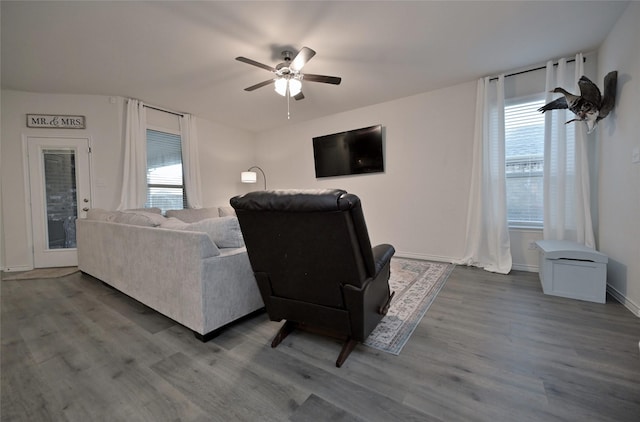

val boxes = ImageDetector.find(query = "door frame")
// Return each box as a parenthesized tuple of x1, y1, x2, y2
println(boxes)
(22, 134, 93, 269)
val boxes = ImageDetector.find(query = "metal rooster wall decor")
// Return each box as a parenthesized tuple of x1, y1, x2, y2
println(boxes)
(538, 71, 617, 134)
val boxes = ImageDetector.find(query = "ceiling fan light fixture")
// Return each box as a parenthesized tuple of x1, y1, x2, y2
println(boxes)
(237, 46, 341, 101)
(274, 78, 288, 96)
(274, 77, 302, 97)
(289, 78, 302, 96)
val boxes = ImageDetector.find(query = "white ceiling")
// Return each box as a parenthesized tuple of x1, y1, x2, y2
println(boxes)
(1, 1, 629, 133)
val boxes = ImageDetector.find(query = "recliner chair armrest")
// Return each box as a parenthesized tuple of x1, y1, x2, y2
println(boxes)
(372, 244, 395, 276)
(343, 257, 393, 341)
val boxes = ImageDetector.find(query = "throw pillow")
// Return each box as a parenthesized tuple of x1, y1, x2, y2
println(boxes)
(218, 206, 236, 217)
(182, 216, 244, 248)
(160, 217, 189, 230)
(166, 207, 219, 223)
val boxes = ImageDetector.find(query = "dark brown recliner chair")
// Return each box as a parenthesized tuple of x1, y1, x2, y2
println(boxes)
(230, 189, 395, 367)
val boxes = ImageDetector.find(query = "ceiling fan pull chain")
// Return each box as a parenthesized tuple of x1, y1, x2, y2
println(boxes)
(287, 86, 291, 119)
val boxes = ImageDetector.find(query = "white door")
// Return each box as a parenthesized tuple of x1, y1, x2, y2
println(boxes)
(27, 137, 91, 268)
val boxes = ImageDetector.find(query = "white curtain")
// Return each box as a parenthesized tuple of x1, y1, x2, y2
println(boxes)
(543, 53, 595, 247)
(180, 114, 203, 209)
(117, 99, 147, 210)
(457, 76, 512, 274)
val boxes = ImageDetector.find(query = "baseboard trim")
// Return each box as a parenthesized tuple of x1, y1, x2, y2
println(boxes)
(394, 251, 454, 264)
(394, 252, 539, 273)
(511, 263, 539, 273)
(2, 265, 34, 273)
(607, 284, 640, 317)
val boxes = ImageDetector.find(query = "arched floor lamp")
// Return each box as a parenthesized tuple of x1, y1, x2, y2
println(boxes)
(241, 166, 267, 190)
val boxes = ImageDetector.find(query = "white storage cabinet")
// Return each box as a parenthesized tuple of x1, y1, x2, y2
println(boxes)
(536, 240, 608, 304)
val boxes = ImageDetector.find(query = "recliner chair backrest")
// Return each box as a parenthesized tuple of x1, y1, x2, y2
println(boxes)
(231, 189, 376, 309)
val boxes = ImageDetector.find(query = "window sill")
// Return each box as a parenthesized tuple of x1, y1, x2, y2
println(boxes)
(508, 225, 542, 231)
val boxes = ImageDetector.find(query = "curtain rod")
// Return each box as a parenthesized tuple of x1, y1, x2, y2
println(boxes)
(143, 104, 184, 117)
(489, 56, 586, 82)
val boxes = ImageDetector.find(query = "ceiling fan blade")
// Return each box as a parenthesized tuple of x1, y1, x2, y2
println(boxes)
(294, 92, 305, 101)
(289, 47, 316, 72)
(244, 79, 275, 91)
(303, 74, 342, 85)
(236, 56, 276, 72)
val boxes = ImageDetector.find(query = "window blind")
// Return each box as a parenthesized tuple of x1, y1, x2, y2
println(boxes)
(505, 97, 545, 227)
(145, 129, 186, 212)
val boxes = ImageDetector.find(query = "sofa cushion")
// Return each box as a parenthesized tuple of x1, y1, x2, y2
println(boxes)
(183, 216, 244, 248)
(218, 206, 236, 217)
(86, 208, 119, 222)
(166, 207, 219, 223)
(160, 217, 190, 230)
(125, 207, 162, 214)
(115, 211, 166, 227)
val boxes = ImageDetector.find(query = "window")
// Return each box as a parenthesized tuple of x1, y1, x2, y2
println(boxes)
(145, 129, 186, 213)
(504, 96, 545, 228)
(43, 149, 77, 248)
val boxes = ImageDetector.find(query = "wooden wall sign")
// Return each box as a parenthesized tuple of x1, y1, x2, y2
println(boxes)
(27, 114, 86, 129)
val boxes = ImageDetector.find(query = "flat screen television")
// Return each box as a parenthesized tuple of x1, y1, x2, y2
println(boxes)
(312, 125, 384, 178)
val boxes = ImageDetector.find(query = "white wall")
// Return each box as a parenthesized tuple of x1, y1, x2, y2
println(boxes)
(253, 81, 541, 267)
(0, 90, 255, 271)
(196, 117, 258, 206)
(597, 2, 640, 316)
(255, 83, 476, 261)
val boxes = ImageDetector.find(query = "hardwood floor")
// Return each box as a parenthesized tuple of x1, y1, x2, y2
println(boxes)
(2, 266, 639, 421)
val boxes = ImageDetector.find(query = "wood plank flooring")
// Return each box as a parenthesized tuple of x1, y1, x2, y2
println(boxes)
(2, 266, 639, 421)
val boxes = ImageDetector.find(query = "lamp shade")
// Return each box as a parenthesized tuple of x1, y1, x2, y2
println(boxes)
(241, 171, 257, 183)
(241, 166, 266, 190)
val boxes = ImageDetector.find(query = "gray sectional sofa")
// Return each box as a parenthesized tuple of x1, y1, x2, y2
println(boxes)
(76, 207, 264, 341)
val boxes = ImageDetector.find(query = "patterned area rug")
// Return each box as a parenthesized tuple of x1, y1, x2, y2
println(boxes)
(1, 266, 79, 281)
(364, 258, 455, 355)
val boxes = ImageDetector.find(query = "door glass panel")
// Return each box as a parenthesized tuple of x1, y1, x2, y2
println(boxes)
(43, 149, 77, 249)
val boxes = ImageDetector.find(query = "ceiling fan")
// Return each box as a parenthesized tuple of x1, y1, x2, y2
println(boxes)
(236, 47, 342, 101)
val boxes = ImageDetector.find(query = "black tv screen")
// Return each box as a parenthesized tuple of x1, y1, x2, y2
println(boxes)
(313, 125, 384, 178)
